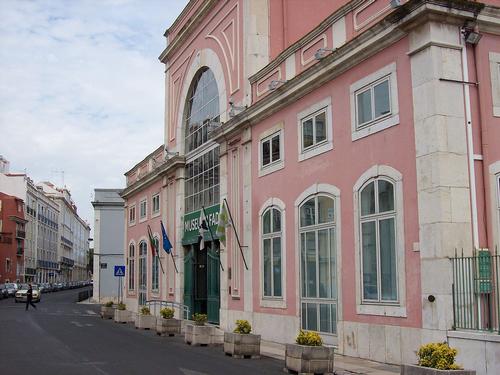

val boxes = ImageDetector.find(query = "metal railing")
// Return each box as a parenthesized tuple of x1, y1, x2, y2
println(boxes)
(145, 300, 190, 320)
(451, 248, 500, 333)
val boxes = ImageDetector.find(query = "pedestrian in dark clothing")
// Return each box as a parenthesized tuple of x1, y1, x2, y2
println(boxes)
(26, 284, 37, 311)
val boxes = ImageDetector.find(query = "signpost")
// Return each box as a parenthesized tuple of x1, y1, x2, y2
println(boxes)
(114, 266, 125, 303)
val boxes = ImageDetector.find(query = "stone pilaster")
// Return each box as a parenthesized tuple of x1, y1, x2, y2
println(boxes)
(409, 21, 473, 334)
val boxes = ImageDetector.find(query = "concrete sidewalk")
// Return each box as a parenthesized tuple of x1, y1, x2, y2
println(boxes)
(261, 340, 400, 375)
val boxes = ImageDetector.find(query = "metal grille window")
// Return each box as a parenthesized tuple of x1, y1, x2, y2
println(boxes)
(359, 178, 397, 303)
(185, 147, 220, 213)
(262, 207, 282, 298)
(184, 68, 220, 154)
(299, 195, 337, 334)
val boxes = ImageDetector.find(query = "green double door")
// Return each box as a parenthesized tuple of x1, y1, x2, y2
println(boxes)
(184, 242, 220, 324)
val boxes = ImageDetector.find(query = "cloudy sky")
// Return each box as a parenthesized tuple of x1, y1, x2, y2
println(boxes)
(0, 0, 188, 233)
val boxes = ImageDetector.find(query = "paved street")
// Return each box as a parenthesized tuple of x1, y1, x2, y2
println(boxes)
(0, 288, 283, 375)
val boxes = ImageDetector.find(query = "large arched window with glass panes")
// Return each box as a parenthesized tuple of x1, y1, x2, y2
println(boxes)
(184, 68, 220, 214)
(359, 178, 397, 303)
(299, 195, 337, 335)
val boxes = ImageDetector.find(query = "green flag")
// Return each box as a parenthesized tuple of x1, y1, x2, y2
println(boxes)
(216, 200, 230, 246)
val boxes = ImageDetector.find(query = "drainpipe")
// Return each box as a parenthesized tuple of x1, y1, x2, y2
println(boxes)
(461, 31, 479, 251)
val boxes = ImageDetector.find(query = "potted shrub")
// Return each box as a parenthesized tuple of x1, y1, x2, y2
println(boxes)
(114, 302, 131, 324)
(135, 306, 156, 330)
(156, 307, 181, 337)
(285, 330, 334, 375)
(185, 313, 216, 346)
(401, 342, 475, 375)
(224, 319, 260, 359)
(100, 301, 115, 320)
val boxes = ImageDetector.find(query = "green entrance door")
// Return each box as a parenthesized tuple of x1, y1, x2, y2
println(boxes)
(207, 245, 220, 324)
(183, 242, 220, 324)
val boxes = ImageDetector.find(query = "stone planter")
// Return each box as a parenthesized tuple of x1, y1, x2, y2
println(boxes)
(135, 314, 156, 330)
(156, 317, 181, 337)
(285, 344, 334, 375)
(100, 306, 115, 320)
(114, 309, 131, 324)
(224, 332, 261, 359)
(184, 324, 216, 346)
(401, 365, 476, 375)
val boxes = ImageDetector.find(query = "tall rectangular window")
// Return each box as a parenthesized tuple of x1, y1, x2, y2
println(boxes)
(139, 199, 147, 220)
(129, 206, 136, 225)
(152, 194, 160, 215)
(262, 207, 282, 298)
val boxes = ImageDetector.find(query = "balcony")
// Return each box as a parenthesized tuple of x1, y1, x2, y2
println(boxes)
(60, 256, 75, 268)
(16, 230, 26, 239)
(16, 247, 23, 256)
(61, 236, 73, 248)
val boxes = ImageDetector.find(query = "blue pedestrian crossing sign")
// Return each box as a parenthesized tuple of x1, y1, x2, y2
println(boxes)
(114, 265, 126, 277)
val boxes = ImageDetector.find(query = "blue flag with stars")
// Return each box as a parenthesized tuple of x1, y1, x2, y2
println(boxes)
(160, 221, 173, 254)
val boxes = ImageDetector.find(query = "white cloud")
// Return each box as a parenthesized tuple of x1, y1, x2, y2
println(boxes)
(0, 0, 188, 231)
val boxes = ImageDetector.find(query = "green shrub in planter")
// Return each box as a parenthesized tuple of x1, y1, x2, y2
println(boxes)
(233, 319, 252, 334)
(117, 302, 126, 311)
(160, 307, 174, 319)
(104, 301, 113, 308)
(295, 330, 323, 346)
(193, 313, 208, 326)
(140, 306, 151, 315)
(417, 342, 461, 370)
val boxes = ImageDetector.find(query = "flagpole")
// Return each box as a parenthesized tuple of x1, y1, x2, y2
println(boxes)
(148, 225, 165, 274)
(160, 220, 178, 274)
(223, 198, 248, 270)
(170, 252, 178, 273)
(201, 206, 224, 272)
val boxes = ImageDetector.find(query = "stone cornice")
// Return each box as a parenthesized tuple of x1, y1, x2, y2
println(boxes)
(212, 0, 495, 144)
(159, 0, 220, 63)
(120, 156, 185, 199)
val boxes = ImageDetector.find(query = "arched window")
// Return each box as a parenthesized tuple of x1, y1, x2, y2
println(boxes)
(262, 207, 282, 298)
(138, 241, 148, 306)
(359, 178, 397, 302)
(128, 243, 135, 290)
(151, 237, 159, 292)
(299, 195, 337, 334)
(184, 68, 220, 153)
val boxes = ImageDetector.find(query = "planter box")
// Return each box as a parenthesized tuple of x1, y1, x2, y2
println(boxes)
(184, 324, 216, 346)
(401, 365, 476, 375)
(224, 332, 261, 359)
(135, 314, 156, 330)
(100, 306, 115, 320)
(156, 317, 181, 337)
(114, 309, 131, 324)
(285, 344, 334, 375)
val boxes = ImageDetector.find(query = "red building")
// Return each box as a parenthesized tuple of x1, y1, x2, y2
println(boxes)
(0, 192, 27, 282)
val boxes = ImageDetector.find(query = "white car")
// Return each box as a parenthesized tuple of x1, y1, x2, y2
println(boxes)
(15, 284, 41, 303)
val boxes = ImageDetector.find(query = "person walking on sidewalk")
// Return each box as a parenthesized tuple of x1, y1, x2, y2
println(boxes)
(26, 284, 37, 311)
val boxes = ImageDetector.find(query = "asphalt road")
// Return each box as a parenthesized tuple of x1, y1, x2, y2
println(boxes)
(0, 288, 284, 375)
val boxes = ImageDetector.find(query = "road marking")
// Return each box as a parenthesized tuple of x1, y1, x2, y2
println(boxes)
(70, 321, 84, 327)
(85, 310, 97, 315)
(180, 369, 209, 375)
(85, 323, 93, 327)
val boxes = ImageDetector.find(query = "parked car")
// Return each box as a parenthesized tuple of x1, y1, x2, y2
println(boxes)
(5, 283, 18, 297)
(0, 284, 9, 299)
(15, 284, 41, 303)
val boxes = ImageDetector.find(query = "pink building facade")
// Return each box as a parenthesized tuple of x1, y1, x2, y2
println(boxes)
(121, 1, 500, 373)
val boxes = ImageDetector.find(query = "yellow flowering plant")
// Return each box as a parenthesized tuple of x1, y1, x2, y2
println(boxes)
(417, 342, 461, 370)
(233, 320, 252, 334)
(295, 330, 323, 346)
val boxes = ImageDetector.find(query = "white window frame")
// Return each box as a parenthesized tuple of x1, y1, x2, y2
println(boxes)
(353, 165, 406, 317)
(489, 52, 500, 117)
(128, 204, 136, 226)
(259, 198, 286, 309)
(297, 97, 333, 162)
(139, 198, 147, 222)
(350, 63, 399, 141)
(152, 193, 160, 217)
(151, 237, 160, 293)
(262, 207, 283, 299)
(259, 123, 284, 177)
